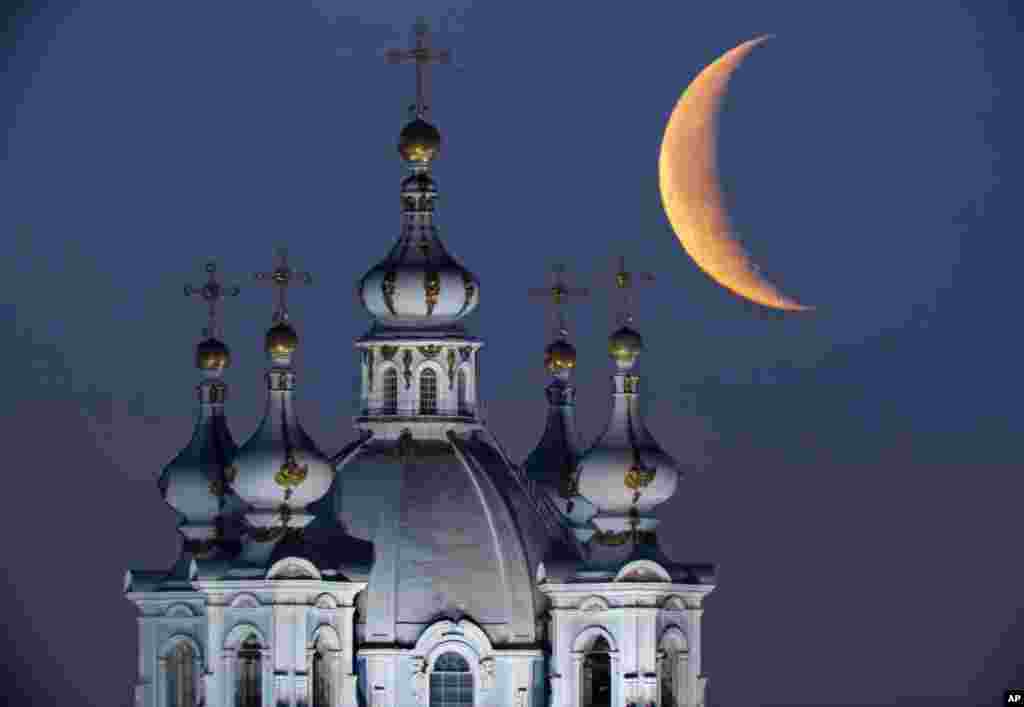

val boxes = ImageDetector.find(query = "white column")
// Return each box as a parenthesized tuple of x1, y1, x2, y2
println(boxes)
(684, 609, 702, 707)
(156, 656, 168, 707)
(609, 652, 621, 707)
(570, 653, 584, 707)
(221, 651, 235, 707)
(262, 649, 274, 707)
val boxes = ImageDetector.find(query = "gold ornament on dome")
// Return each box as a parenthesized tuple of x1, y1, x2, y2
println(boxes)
(275, 452, 308, 490)
(624, 463, 656, 504)
(380, 345, 398, 361)
(418, 344, 441, 359)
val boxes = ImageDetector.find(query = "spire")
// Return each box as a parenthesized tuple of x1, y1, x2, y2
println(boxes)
(160, 261, 240, 556)
(231, 249, 332, 536)
(523, 264, 595, 529)
(356, 27, 478, 330)
(528, 263, 589, 379)
(185, 261, 240, 375)
(385, 17, 452, 120)
(576, 256, 680, 549)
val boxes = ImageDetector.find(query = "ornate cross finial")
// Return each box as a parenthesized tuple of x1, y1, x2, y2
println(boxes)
(184, 261, 240, 338)
(253, 248, 313, 322)
(528, 264, 589, 337)
(384, 17, 452, 119)
(612, 256, 655, 327)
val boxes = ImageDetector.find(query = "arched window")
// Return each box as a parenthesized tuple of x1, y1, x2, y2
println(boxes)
(583, 636, 611, 707)
(381, 367, 399, 414)
(236, 637, 262, 707)
(430, 652, 473, 707)
(166, 642, 196, 707)
(661, 653, 676, 707)
(456, 369, 469, 416)
(419, 368, 438, 415)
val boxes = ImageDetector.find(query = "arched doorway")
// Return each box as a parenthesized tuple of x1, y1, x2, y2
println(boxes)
(236, 636, 262, 707)
(430, 651, 473, 707)
(582, 636, 611, 707)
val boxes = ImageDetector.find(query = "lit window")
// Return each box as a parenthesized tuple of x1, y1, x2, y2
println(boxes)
(419, 368, 438, 415)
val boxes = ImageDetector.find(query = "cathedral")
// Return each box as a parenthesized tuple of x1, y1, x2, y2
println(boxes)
(125, 20, 715, 707)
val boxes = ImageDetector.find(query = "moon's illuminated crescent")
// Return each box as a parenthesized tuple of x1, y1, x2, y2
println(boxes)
(658, 36, 811, 311)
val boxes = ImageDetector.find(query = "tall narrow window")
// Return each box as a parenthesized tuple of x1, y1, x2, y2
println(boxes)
(419, 368, 438, 415)
(381, 367, 399, 414)
(236, 637, 262, 707)
(167, 642, 196, 707)
(457, 369, 469, 416)
(430, 652, 473, 707)
(582, 636, 611, 707)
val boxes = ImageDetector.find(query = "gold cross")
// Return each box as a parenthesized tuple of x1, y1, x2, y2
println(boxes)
(384, 17, 452, 119)
(527, 263, 589, 337)
(253, 248, 313, 322)
(184, 261, 240, 338)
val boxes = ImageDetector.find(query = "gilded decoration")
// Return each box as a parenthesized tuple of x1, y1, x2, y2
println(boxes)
(458, 346, 472, 362)
(418, 344, 441, 359)
(424, 269, 440, 316)
(382, 270, 398, 316)
(623, 374, 639, 394)
(447, 347, 456, 389)
(274, 452, 308, 500)
(402, 349, 413, 389)
(625, 462, 657, 504)
(380, 345, 398, 361)
(591, 529, 657, 546)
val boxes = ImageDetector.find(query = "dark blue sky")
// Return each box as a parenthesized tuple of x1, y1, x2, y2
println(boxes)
(3, 1, 1022, 705)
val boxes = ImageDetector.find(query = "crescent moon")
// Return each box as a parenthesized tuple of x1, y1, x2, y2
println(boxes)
(658, 36, 812, 311)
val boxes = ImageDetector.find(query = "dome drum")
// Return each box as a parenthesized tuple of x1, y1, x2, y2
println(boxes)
(360, 264, 479, 325)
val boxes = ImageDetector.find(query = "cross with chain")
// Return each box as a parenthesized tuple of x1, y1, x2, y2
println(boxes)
(528, 264, 589, 338)
(184, 261, 240, 338)
(253, 248, 313, 322)
(384, 17, 452, 119)
(611, 255, 655, 327)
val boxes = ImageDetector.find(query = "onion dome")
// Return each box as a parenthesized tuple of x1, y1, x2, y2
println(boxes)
(544, 338, 577, 376)
(265, 321, 298, 359)
(576, 322, 680, 535)
(234, 253, 333, 532)
(398, 118, 441, 163)
(232, 318, 333, 531)
(357, 121, 479, 329)
(161, 262, 241, 545)
(608, 325, 643, 370)
(196, 337, 230, 372)
(160, 341, 237, 539)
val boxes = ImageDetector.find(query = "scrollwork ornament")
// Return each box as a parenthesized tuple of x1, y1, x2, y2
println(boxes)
(458, 346, 472, 363)
(418, 344, 441, 359)
(402, 349, 413, 389)
(380, 345, 398, 361)
(382, 270, 398, 316)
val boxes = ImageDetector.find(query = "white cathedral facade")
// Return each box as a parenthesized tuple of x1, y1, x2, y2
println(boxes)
(125, 20, 715, 707)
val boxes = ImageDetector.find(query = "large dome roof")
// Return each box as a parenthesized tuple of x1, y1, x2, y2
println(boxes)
(333, 431, 551, 645)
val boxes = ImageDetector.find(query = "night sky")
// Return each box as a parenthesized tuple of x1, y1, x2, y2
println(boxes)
(3, 1, 1023, 705)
